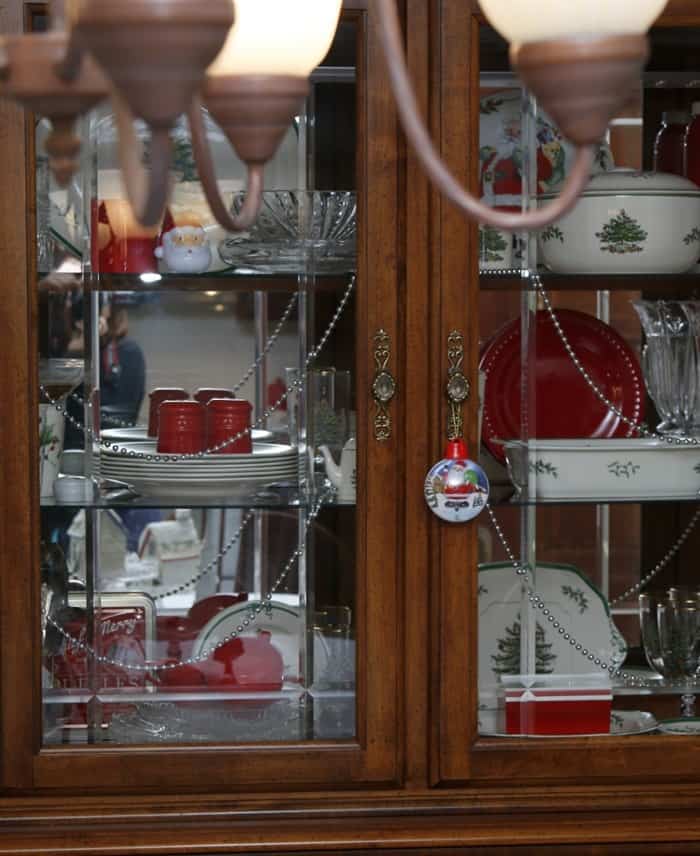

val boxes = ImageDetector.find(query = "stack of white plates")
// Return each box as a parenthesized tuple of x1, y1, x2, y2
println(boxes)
(101, 427, 274, 443)
(98, 441, 298, 498)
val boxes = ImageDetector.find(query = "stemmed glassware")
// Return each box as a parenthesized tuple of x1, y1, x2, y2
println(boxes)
(633, 300, 698, 436)
(640, 591, 700, 716)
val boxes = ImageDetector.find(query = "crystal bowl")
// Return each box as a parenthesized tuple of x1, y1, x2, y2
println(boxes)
(218, 190, 356, 274)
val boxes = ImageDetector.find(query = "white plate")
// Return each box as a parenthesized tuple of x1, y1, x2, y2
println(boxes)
(479, 708, 657, 738)
(502, 438, 700, 501)
(657, 718, 700, 735)
(192, 601, 302, 680)
(100, 464, 298, 481)
(101, 441, 293, 460)
(104, 475, 297, 498)
(479, 562, 627, 703)
(99, 459, 298, 474)
(101, 427, 274, 443)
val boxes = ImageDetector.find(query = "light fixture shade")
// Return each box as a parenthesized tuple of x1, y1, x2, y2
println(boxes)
(208, 0, 342, 78)
(479, 0, 668, 46)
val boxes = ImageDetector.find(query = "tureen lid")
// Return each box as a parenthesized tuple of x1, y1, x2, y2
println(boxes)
(541, 168, 700, 199)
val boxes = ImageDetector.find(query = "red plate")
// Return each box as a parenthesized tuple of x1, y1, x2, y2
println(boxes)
(480, 309, 644, 464)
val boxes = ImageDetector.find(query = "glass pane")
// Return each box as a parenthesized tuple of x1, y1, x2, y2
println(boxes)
(39, 23, 358, 746)
(477, 25, 700, 740)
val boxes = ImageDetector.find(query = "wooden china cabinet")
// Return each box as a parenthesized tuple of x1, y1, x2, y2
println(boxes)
(5, 0, 700, 853)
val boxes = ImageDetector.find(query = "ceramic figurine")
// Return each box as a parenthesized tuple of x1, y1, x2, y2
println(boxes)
(319, 437, 356, 502)
(155, 223, 212, 274)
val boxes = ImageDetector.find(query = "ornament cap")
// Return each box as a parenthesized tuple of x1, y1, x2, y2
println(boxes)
(445, 439, 469, 460)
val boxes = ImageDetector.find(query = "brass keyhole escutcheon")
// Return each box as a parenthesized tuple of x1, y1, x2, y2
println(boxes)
(446, 331, 470, 441)
(372, 329, 396, 441)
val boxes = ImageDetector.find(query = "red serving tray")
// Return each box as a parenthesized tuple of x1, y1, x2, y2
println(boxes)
(479, 309, 644, 464)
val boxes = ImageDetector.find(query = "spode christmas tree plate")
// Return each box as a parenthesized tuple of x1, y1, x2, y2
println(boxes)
(479, 708, 657, 738)
(479, 310, 644, 464)
(478, 562, 627, 705)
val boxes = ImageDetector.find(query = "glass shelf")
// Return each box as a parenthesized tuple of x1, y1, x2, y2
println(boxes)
(39, 270, 355, 293)
(480, 269, 700, 292)
(41, 492, 356, 510)
(493, 494, 700, 507)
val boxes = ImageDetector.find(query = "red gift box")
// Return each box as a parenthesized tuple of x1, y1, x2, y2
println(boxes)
(502, 674, 612, 736)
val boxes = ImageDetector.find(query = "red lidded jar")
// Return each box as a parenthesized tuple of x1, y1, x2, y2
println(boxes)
(194, 388, 235, 406)
(207, 398, 253, 454)
(685, 103, 700, 186)
(157, 400, 206, 454)
(654, 110, 689, 176)
(148, 388, 189, 437)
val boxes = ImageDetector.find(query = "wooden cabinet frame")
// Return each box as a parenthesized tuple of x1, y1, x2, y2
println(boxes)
(436, 0, 700, 790)
(4, 0, 700, 851)
(0, 0, 403, 794)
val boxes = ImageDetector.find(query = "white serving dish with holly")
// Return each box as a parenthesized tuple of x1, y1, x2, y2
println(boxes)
(538, 170, 700, 275)
(502, 438, 700, 501)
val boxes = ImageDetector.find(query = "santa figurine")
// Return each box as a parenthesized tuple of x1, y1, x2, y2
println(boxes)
(155, 213, 212, 274)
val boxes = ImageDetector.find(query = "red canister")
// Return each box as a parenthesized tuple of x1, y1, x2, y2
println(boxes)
(194, 388, 235, 406)
(207, 398, 253, 454)
(157, 400, 206, 454)
(148, 388, 189, 437)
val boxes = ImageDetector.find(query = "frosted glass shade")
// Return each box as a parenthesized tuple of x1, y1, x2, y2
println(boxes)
(209, 0, 343, 77)
(480, 0, 668, 46)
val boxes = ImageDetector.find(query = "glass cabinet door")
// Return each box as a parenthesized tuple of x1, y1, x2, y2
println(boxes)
(22, 5, 401, 791)
(439, 2, 700, 784)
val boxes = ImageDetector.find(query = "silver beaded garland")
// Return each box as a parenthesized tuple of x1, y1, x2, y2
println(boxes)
(39, 276, 354, 462)
(45, 492, 329, 672)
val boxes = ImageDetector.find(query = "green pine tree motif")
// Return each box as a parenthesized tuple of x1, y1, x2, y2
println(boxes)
(480, 97, 505, 115)
(684, 227, 700, 246)
(491, 617, 556, 675)
(596, 209, 648, 255)
(143, 137, 199, 182)
(171, 137, 199, 182)
(479, 226, 509, 262)
(540, 225, 564, 244)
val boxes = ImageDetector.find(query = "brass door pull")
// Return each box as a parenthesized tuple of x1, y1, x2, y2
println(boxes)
(372, 329, 396, 441)
(446, 330, 470, 441)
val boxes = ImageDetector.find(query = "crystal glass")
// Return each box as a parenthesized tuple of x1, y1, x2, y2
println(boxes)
(309, 368, 352, 466)
(640, 593, 700, 681)
(633, 299, 697, 435)
(219, 191, 357, 274)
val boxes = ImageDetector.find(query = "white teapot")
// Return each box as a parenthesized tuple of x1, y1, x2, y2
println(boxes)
(319, 437, 356, 502)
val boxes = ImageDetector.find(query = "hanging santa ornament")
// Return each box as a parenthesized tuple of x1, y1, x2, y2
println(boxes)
(424, 332, 489, 523)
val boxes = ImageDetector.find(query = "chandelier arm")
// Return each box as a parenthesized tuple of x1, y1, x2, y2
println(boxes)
(375, 0, 595, 230)
(187, 96, 264, 232)
(50, 0, 66, 29)
(113, 91, 171, 228)
(54, 32, 84, 83)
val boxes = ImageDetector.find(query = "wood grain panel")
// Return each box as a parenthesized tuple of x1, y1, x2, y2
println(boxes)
(435, 0, 480, 784)
(0, 0, 37, 791)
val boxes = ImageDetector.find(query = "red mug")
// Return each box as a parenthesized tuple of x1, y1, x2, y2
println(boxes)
(207, 398, 253, 454)
(157, 400, 206, 454)
(194, 388, 235, 406)
(148, 388, 189, 437)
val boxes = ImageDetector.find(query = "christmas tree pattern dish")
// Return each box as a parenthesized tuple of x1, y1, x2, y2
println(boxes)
(478, 225, 511, 270)
(596, 210, 648, 254)
(478, 561, 626, 708)
(539, 169, 700, 275)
